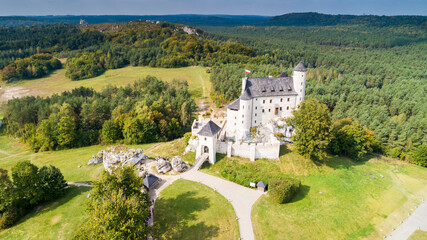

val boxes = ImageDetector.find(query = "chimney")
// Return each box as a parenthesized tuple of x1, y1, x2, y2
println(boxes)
(242, 77, 248, 95)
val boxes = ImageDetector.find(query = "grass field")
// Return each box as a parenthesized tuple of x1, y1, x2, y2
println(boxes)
(409, 230, 427, 240)
(0, 186, 91, 240)
(0, 66, 211, 105)
(201, 145, 427, 240)
(153, 179, 239, 240)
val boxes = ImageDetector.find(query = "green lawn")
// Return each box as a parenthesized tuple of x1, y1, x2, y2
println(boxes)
(1, 66, 211, 104)
(409, 230, 427, 240)
(0, 186, 91, 240)
(153, 179, 239, 240)
(201, 145, 427, 240)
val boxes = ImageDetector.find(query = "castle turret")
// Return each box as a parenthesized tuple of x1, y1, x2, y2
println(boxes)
(238, 89, 252, 139)
(293, 61, 307, 107)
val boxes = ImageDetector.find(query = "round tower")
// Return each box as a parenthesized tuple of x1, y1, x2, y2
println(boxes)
(239, 89, 252, 139)
(293, 61, 307, 107)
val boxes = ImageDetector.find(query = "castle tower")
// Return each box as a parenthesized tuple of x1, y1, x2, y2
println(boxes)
(293, 61, 307, 107)
(238, 88, 252, 140)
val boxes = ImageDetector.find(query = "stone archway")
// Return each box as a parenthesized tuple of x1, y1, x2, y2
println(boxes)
(203, 145, 209, 154)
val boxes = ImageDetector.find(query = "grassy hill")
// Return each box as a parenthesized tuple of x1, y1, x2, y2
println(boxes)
(201, 145, 427, 239)
(0, 65, 211, 106)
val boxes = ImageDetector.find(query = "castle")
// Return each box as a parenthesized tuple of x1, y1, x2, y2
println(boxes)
(191, 61, 307, 164)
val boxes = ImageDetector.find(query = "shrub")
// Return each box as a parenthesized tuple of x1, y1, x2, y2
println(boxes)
(391, 147, 402, 159)
(268, 178, 301, 204)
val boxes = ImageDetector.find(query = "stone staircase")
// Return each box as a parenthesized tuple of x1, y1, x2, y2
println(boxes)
(193, 153, 209, 170)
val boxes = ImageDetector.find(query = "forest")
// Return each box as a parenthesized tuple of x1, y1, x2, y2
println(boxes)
(0, 21, 259, 81)
(4, 76, 196, 151)
(0, 15, 426, 161)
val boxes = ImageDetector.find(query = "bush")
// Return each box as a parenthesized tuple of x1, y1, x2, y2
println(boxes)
(268, 178, 301, 204)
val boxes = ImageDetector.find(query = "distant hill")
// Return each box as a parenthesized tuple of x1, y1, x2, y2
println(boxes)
(0, 13, 426, 28)
(266, 12, 427, 27)
(0, 15, 270, 27)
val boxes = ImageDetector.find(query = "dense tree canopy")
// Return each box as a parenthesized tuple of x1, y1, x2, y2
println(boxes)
(1, 53, 61, 82)
(74, 166, 151, 240)
(288, 99, 332, 160)
(0, 161, 67, 229)
(4, 76, 196, 151)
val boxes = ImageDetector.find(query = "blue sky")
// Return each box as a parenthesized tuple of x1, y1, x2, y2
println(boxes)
(0, 0, 426, 16)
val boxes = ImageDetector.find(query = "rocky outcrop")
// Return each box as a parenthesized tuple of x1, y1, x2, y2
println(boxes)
(88, 145, 148, 172)
(156, 157, 171, 173)
(171, 156, 188, 172)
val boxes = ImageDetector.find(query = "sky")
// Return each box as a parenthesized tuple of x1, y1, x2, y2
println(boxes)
(0, 0, 426, 16)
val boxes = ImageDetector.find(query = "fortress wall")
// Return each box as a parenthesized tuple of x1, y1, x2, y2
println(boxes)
(255, 142, 280, 159)
(216, 141, 228, 154)
(216, 141, 280, 161)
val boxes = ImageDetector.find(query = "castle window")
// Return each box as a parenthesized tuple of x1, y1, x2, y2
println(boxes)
(280, 107, 282, 111)
(301, 82, 303, 85)
(255, 107, 257, 110)
(255, 120, 257, 123)
(279, 86, 284, 91)
(262, 109, 265, 113)
(263, 100, 265, 104)
(269, 109, 271, 112)
(270, 87, 275, 92)
(243, 105, 244, 109)
(275, 107, 279, 115)
(300, 89, 302, 92)
(300, 97, 302, 101)
(287, 106, 289, 110)
(242, 121, 244, 124)
(270, 99, 272, 103)
(255, 113, 257, 117)
(280, 98, 283, 102)
(235, 117, 237, 120)
(287, 98, 290, 102)
(256, 98, 258, 101)
(204, 137, 206, 141)
(242, 114, 244, 118)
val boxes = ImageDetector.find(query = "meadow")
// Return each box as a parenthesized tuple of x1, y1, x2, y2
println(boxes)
(0, 65, 211, 105)
(153, 179, 239, 240)
(201, 146, 427, 239)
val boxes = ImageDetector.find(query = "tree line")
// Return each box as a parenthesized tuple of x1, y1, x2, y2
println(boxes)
(2, 53, 61, 82)
(4, 76, 196, 152)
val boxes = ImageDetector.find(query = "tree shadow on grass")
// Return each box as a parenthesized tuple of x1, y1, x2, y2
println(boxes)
(323, 153, 372, 170)
(288, 184, 310, 204)
(13, 186, 92, 226)
(153, 191, 219, 240)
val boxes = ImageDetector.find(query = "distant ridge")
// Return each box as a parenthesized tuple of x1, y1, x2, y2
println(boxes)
(267, 12, 427, 27)
(0, 13, 426, 28)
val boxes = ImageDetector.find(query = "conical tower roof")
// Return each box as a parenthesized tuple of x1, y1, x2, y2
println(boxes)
(294, 61, 307, 72)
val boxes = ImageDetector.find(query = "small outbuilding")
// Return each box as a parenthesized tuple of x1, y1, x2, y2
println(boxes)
(257, 181, 267, 192)
(143, 174, 159, 190)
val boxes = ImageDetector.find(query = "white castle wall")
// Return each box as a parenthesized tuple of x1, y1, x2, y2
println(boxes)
(215, 140, 280, 161)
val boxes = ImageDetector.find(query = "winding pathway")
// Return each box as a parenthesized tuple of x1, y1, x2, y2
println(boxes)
(150, 157, 264, 240)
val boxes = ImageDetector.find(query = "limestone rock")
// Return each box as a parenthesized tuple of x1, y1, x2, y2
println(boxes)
(171, 156, 188, 172)
(156, 157, 171, 173)
(88, 146, 148, 172)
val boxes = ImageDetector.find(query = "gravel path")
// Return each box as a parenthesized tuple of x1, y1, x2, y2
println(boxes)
(386, 199, 427, 240)
(149, 156, 264, 240)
